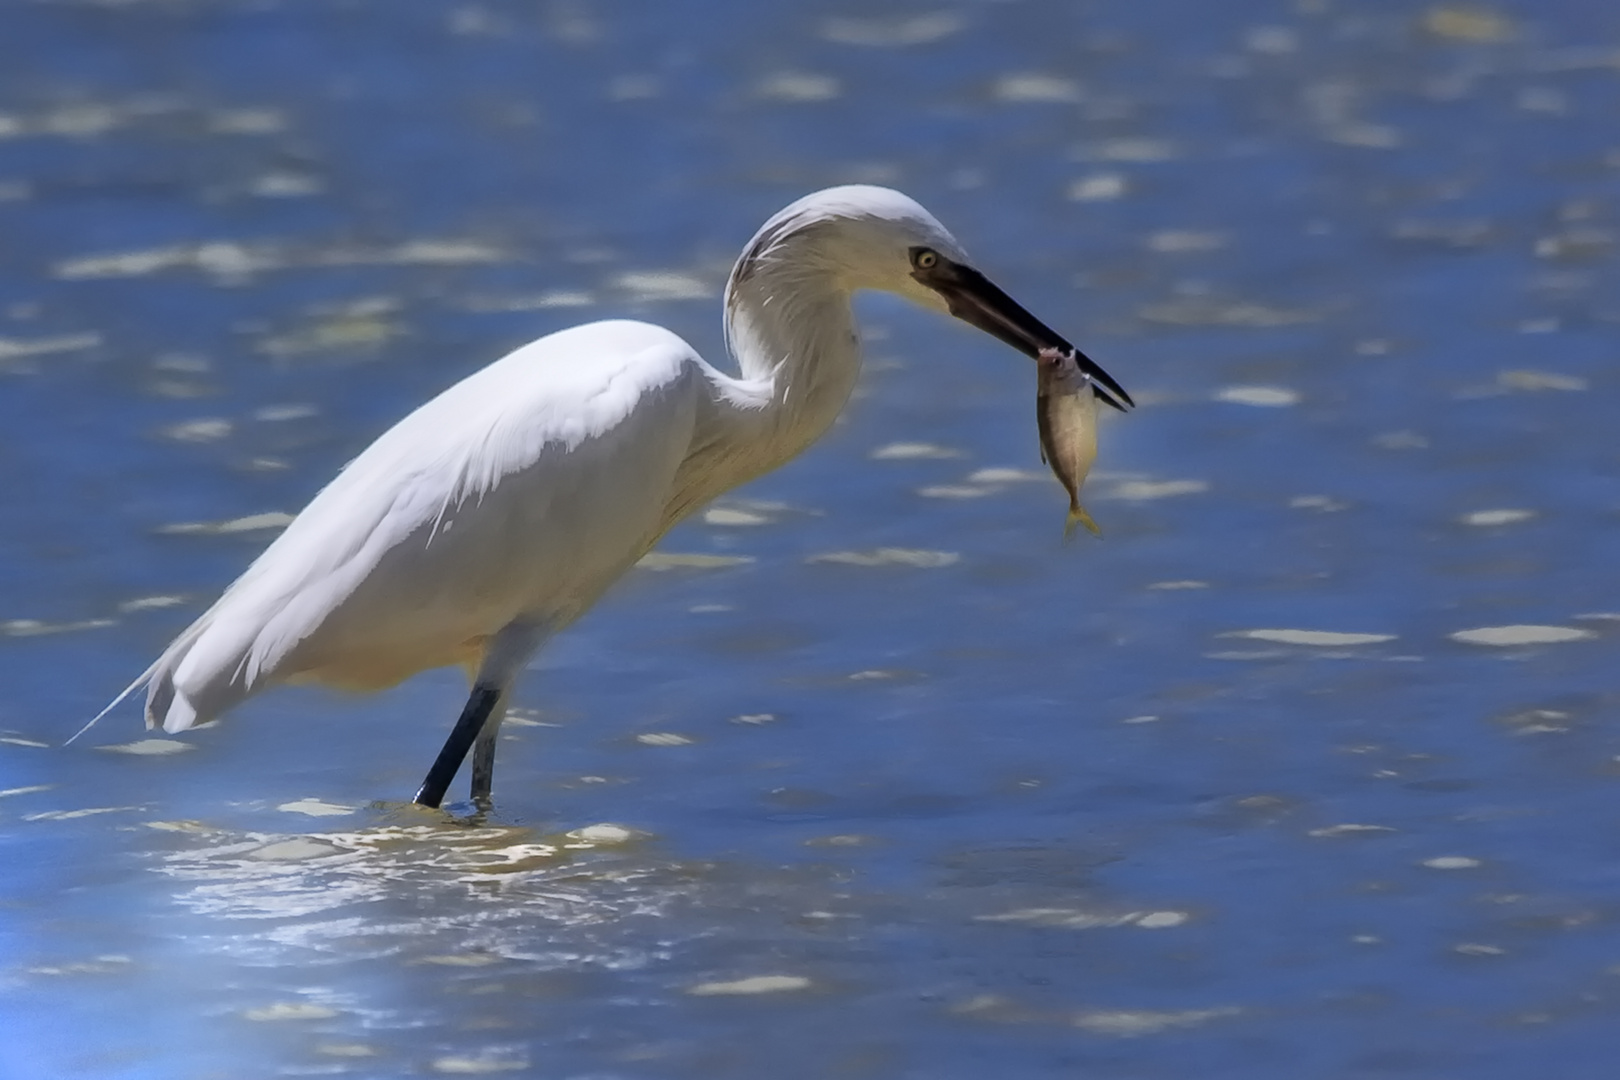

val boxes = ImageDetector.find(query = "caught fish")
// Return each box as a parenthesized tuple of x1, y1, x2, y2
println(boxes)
(1036, 346, 1102, 539)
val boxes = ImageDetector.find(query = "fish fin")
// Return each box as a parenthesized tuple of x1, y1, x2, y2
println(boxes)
(1063, 503, 1103, 541)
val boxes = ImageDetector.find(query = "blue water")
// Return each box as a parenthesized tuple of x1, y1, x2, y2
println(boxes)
(3, 1, 1619, 1076)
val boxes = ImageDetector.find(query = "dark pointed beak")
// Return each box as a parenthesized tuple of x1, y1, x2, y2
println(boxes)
(917, 258, 1133, 412)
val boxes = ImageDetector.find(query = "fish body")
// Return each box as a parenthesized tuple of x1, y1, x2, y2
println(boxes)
(1036, 347, 1102, 539)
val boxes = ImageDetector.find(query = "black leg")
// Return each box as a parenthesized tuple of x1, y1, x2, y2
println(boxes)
(414, 683, 503, 809)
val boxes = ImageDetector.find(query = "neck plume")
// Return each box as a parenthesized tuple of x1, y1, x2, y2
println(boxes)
(722, 251, 862, 460)
(654, 252, 864, 536)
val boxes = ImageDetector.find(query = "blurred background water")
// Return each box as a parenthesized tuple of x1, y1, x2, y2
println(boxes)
(3, 0, 1619, 1076)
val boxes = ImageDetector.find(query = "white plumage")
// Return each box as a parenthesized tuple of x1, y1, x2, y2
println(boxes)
(85, 185, 1131, 808)
(152, 322, 706, 724)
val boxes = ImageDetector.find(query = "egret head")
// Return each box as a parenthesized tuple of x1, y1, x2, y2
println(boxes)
(731, 185, 1132, 410)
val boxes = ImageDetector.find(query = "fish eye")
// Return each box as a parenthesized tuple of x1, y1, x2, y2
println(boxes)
(910, 247, 939, 271)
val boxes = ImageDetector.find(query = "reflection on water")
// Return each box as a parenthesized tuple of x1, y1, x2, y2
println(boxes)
(5, 0, 1620, 1075)
(154, 814, 608, 921)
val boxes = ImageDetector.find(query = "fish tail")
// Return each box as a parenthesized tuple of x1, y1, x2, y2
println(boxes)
(1064, 502, 1103, 541)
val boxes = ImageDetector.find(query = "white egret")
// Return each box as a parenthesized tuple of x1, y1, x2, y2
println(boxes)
(84, 186, 1132, 808)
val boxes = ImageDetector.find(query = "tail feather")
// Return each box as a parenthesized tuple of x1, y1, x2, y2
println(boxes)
(144, 659, 179, 731)
(158, 692, 198, 734)
(64, 657, 162, 745)
(68, 613, 216, 745)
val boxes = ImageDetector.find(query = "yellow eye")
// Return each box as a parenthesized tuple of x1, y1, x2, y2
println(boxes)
(912, 248, 939, 270)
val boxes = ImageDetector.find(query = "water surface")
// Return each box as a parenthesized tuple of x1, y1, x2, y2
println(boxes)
(3, 1, 1618, 1076)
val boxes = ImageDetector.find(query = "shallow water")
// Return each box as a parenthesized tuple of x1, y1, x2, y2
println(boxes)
(3, 1, 1619, 1076)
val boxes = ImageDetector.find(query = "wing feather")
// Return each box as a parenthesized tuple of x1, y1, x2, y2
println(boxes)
(146, 319, 705, 731)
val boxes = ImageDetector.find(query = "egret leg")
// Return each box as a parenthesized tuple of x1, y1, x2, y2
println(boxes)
(413, 684, 502, 809)
(469, 688, 510, 808)
(413, 620, 546, 809)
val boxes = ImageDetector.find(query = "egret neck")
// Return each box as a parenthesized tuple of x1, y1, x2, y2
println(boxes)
(727, 259, 863, 464)
(660, 256, 863, 530)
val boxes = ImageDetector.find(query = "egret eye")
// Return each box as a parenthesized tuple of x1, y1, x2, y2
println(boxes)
(911, 247, 939, 271)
